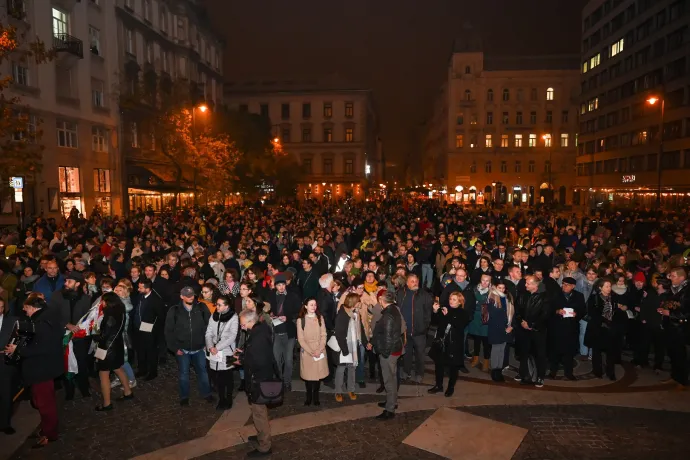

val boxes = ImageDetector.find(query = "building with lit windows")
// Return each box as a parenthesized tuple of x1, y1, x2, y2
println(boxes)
(1, 0, 122, 222)
(576, 0, 690, 208)
(116, 0, 224, 213)
(225, 78, 380, 201)
(424, 41, 580, 206)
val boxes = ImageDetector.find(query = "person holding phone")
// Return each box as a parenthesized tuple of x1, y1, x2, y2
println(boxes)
(428, 292, 470, 396)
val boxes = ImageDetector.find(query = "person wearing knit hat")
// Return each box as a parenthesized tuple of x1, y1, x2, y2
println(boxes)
(633, 272, 646, 284)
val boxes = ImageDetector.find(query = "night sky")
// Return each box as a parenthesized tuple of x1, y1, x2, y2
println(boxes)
(206, 0, 585, 183)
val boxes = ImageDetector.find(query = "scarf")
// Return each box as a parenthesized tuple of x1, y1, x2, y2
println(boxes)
(476, 286, 490, 295)
(364, 281, 378, 294)
(601, 294, 613, 321)
(454, 280, 469, 290)
(612, 285, 627, 296)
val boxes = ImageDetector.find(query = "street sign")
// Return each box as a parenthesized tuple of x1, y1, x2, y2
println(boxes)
(9, 177, 24, 189)
(15, 190, 23, 203)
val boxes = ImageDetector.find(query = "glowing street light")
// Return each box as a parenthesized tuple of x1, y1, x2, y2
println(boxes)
(647, 97, 659, 105)
(646, 94, 665, 207)
(197, 104, 208, 113)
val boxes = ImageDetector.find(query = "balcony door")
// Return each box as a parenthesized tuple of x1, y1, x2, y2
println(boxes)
(52, 8, 69, 36)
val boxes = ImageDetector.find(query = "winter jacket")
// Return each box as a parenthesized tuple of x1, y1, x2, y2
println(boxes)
(204, 309, 238, 371)
(18, 307, 64, 385)
(33, 273, 65, 299)
(371, 303, 403, 358)
(165, 302, 211, 353)
(244, 321, 275, 402)
(514, 290, 549, 332)
(297, 314, 329, 381)
(396, 287, 433, 337)
(48, 289, 92, 329)
(433, 306, 470, 366)
(95, 303, 126, 370)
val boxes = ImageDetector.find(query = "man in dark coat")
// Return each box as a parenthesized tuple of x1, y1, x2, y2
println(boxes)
(547, 277, 586, 380)
(370, 291, 403, 420)
(5, 297, 63, 447)
(0, 303, 18, 434)
(396, 274, 433, 382)
(48, 272, 92, 399)
(133, 279, 163, 380)
(514, 276, 549, 387)
(665, 268, 690, 388)
(269, 274, 301, 391)
(239, 309, 275, 456)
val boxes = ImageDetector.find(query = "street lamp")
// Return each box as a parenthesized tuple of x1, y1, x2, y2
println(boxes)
(192, 103, 209, 206)
(542, 134, 552, 205)
(647, 95, 665, 208)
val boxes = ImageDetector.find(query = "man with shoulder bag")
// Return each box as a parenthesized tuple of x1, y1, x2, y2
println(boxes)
(237, 309, 278, 458)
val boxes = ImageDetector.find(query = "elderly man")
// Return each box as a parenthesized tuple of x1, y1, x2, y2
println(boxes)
(33, 259, 64, 299)
(548, 277, 585, 381)
(370, 290, 403, 420)
(396, 274, 433, 382)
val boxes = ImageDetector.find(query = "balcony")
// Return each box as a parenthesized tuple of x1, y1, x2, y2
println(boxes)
(52, 0, 78, 10)
(53, 33, 83, 67)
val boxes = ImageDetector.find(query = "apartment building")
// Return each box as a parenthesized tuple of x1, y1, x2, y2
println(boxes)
(1, 0, 121, 222)
(424, 42, 580, 206)
(576, 0, 690, 208)
(115, 0, 224, 213)
(225, 79, 380, 201)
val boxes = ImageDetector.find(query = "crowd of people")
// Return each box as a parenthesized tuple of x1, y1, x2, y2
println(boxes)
(1, 200, 689, 457)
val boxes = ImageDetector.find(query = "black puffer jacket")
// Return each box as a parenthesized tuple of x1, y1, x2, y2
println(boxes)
(19, 307, 64, 385)
(514, 290, 549, 332)
(372, 303, 403, 358)
(164, 302, 211, 353)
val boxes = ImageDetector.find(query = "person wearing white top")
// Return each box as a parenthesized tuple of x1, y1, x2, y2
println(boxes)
(205, 295, 238, 410)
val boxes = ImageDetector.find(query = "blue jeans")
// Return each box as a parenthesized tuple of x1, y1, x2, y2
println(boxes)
(421, 264, 434, 289)
(175, 350, 211, 400)
(579, 319, 590, 356)
(123, 362, 135, 382)
(273, 334, 295, 387)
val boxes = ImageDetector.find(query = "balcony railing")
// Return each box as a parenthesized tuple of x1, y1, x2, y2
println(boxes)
(53, 33, 84, 59)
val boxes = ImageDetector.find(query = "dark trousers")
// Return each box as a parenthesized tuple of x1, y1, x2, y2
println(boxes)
(65, 338, 92, 397)
(135, 331, 158, 378)
(433, 359, 461, 390)
(31, 380, 58, 440)
(210, 369, 234, 404)
(549, 351, 575, 377)
(592, 343, 620, 378)
(403, 334, 427, 378)
(158, 308, 169, 360)
(667, 332, 688, 386)
(517, 330, 547, 380)
(635, 324, 665, 369)
(470, 335, 491, 359)
(0, 371, 16, 430)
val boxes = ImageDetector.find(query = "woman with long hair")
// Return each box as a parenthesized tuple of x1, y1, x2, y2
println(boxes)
(112, 280, 137, 389)
(428, 291, 470, 397)
(219, 269, 240, 298)
(584, 278, 628, 380)
(94, 292, 133, 411)
(486, 281, 514, 382)
(205, 295, 238, 410)
(296, 297, 328, 406)
(333, 292, 367, 402)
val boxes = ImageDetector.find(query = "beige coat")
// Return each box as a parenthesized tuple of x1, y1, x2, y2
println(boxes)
(297, 314, 329, 381)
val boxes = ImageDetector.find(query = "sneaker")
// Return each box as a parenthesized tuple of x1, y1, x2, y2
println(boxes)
(535, 378, 544, 388)
(348, 392, 358, 401)
(502, 366, 511, 373)
(110, 378, 122, 389)
(520, 379, 533, 386)
(513, 375, 522, 382)
(129, 380, 137, 389)
(335, 393, 343, 403)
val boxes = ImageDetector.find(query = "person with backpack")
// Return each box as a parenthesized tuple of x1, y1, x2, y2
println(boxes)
(296, 297, 328, 406)
(165, 286, 214, 406)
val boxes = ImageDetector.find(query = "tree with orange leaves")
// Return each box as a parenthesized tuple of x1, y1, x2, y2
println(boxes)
(0, 21, 51, 195)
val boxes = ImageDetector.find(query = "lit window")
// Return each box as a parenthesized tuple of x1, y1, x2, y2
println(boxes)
(589, 53, 600, 70)
(529, 134, 537, 147)
(610, 38, 624, 56)
(345, 102, 354, 118)
(560, 133, 569, 147)
(345, 128, 354, 142)
(93, 169, 111, 192)
(500, 134, 509, 147)
(92, 126, 108, 152)
(485, 134, 492, 148)
(52, 8, 68, 36)
(546, 87, 554, 101)
(323, 127, 333, 142)
(582, 61, 588, 74)
(588, 98, 599, 112)
(455, 134, 463, 148)
(57, 120, 78, 148)
(543, 134, 552, 147)
(58, 166, 80, 193)
(515, 134, 523, 147)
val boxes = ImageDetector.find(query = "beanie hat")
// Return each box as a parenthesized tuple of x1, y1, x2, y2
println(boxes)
(633, 272, 646, 283)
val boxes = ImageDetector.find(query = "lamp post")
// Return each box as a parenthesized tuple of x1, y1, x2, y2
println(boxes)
(191, 103, 208, 206)
(647, 95, 665, 208)
(542, 134, 552, 205)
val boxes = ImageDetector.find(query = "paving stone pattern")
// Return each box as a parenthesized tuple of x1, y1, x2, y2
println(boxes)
(10, 361, 223, 460)
(459, 405, 690, 460)
(203, 410, 444, 460)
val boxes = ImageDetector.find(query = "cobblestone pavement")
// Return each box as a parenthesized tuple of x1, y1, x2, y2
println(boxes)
(460, 405, 690, 460)
(202, 410, 444, 460)
(10, 360, 223, 460)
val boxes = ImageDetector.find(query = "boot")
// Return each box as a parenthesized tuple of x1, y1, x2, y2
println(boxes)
(313, 382, 321, 406)
(237, 379, 245, 392)
(482, 359, 490, 372)
(304, 381, 313, 406)
(470, 356, 479, 368)
(64, 379, 75, 401)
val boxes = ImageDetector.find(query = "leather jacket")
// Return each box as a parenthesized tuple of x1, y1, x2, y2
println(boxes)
(372, 303, 403, 358)
(514, 290, 549, 332)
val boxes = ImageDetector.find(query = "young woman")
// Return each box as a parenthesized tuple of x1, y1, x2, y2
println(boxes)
(94, 293, 133, 411)
(486, 281, 514, 382)
(296, 297, 328, 406)
(112, 280, 136, 389)
(584, 278, 628, 380)
(333, 293, 367, 402)
(219, 269, 240, 298)
(429, 292, 470, 397)
(200, 282, 219, 315)
(205, 295, 238, 410)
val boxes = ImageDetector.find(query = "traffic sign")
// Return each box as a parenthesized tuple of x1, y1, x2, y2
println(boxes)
(9, 177, 24, 189)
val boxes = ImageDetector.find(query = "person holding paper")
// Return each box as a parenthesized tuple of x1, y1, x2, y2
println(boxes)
(269, 274, 300, 391)
(547, 277, 585, 380)
(205, 295, 238, 410)
(296, 297, 328, 406)
(133, 279, 163, 381)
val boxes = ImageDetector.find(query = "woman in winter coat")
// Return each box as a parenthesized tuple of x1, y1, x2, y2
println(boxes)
(13, 265, 38, 316)
(112, 280, 136, 389)
(467, 273, 492, 371)
(94, 292, 133, 411)
(584, 278, 629, 380)
(428, 291, 470, 397)
(486, 281, 514, 382)
(333, 292, 368, 402)
(296, 297, 328, 406)
(205, 295, 239, 410)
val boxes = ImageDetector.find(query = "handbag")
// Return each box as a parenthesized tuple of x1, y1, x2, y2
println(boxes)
(427, 337, 444, 361)
(250, 360, 284, 405)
